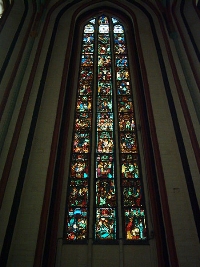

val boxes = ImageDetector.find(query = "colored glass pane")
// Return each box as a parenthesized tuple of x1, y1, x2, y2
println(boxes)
(95, 208, 116, 240)
(96, 154, 114, 179)
(70, 154, 89, 179)
(66, 208, 87, 240)
(97, 113, 113, 131)
(68, 180, 88, 207)
(124, 208, 147, 240)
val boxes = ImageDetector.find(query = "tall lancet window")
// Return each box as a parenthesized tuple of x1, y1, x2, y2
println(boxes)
(65, 15, 147, 242)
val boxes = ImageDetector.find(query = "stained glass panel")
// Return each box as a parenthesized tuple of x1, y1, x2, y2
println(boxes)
(97, 113, 113, 131)
(114, 18, 147, 241)
(124, 208, 147, 240)
(96, 154, 114, 179)
(75, 113, 92, 131)
(65, 21, 95, 241)
(97, 131, 114, 153)
(68, 180, 88, 207)
(121, 154, 139, 179)
(97, 96, 112, 112)
(79, 80, 92, 95)
(66, 208, 87, 240)
(95, 208, 116, 240)
(98, 82, 112, 95)
(70, 154, 89, 179)
(119, 113, 135, 131)
(117, 81, 131, 95)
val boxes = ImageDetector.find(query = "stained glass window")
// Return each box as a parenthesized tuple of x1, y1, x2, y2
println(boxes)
(65, 15, 147, 242)
(0, 1, 3, 18)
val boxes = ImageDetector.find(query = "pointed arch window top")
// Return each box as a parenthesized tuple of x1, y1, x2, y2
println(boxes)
(89, 18, 96, 24)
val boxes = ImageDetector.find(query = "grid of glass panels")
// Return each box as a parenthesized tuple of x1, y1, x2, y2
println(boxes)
(114, 23, 147, 240)
(65, 20, 95, 241)
(65, 15, 147, 242)
(95, 16, 117, 240)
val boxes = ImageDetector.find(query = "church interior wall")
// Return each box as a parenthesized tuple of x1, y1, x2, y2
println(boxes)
(0, 1, 199, 266)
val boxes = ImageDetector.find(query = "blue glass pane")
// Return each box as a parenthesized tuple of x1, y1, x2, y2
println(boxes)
(95, 208, 116, 239)
(114, 34, 126, 54)
(76, 95, 92, 112)
(112, 18, 119, 24)
(66, 208, 87, 240)
(83, 33, 94, 45)
(81, 54, 93, 66)
(99, 16, 109, 24)
(117, 81, 131, 95)
(115, 55, 128, 67)
(89, 18, 95, 24)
